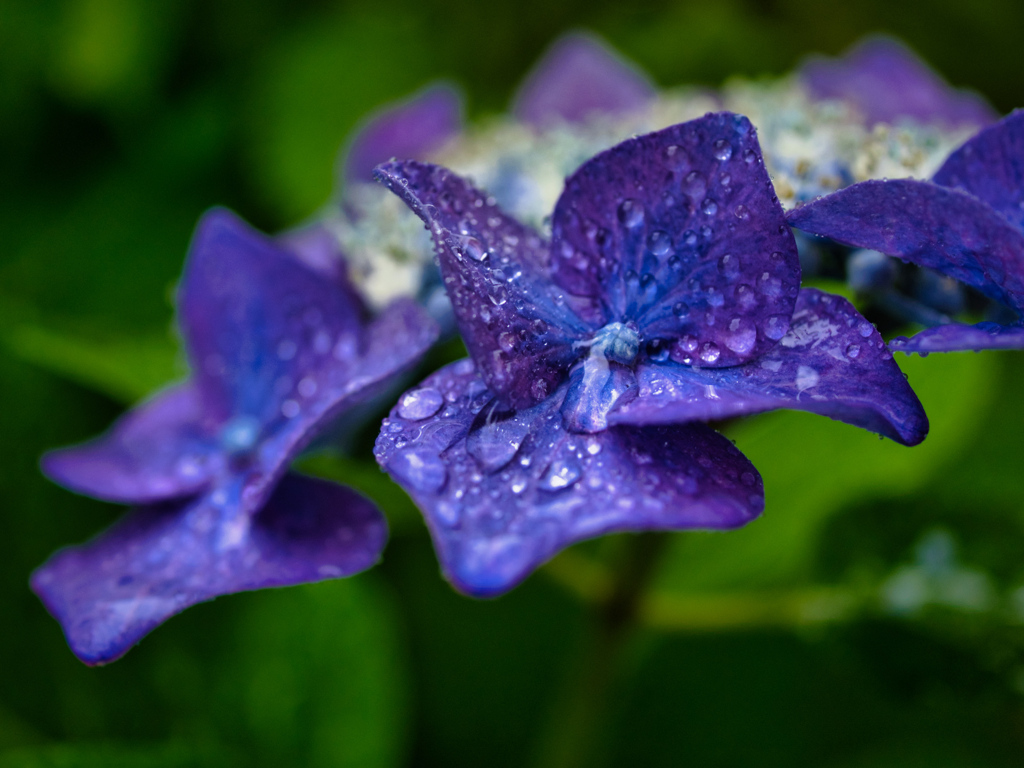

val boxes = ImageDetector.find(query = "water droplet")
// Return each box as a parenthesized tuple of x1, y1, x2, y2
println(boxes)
(281, 399, 301, 418)
(734, 204, 750, 221)
(498, 332, 516, 353)
(743, 148, 756, 164)
(757, 272, 783, 297)
(539, 458, 582, 491)
(673, 302, 690, 318)
(398, 388, 445, 420)
(718, 253, 740, 278)
(682, 230, 698, 247)
(858, 321, 874, 338)
(701, 198, 718, 216)
(389, 448, 447, 493)
(679, 334, 699, 353)
(647, 230, 672, 257)
(461, 236, 487, 261)
(699, 342, 721, 364)
(762, 314, 789, 341)
(741, 471, 756, 487)
(845, 343, 861, 359)
(618, 199, 644, 228)
(724, 317, 756, 355)
(713, 139, 733, 161)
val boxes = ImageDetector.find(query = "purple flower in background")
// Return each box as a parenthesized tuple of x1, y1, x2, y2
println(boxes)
(373, 113, 926, 596)
(34, 209, 438, 664)
(800, 36, 996, 127)
(788, 110, 1024, 354)
(512, 32, 656, 128)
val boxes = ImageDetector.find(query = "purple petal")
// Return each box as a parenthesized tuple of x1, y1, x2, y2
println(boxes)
(800, 36, 997, 127)
(41, 384, 221, 504)
(374, 160, 589, 407)
(512, 33, 655, 127)
(343, 84, 463, 184)
(932, 110, 1024, 230)
(787, 179, 1024, 314)
(31, 473, 387, 665)
(890, 322, 1024, 354)
(550, 113, 800, 366)
(610, 289, 928, 446)
(180, 208, 367, 425)
(375, 359, 763, 597)
(277, 222, 347, 280)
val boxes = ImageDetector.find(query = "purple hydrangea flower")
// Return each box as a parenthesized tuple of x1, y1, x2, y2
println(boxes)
(788, 110, 1024, 354)
(372, 113, 927, 597)
(512, 32, 656, 128)
(34, 208, 439, 664)
(800, 36, 996, 128)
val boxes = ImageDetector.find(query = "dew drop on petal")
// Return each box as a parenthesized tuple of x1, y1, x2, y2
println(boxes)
(858, 321, 875, 338)
(539, 458, 582, 491)
(762, 314, 789, 341)
(845, 343, 861, 359)
(701, 198, 718, 216)
(647, 230, 672, 257)
(398, 388, 445, 420)
(673, 302, 690, 318)
(699, 342, 721, 364)
(618, 199, 644, 228)
(717, 253, 740, 278)
(389, 449, 447, 493)
(724, 317, 756, 355)
(713, 139, 733, 161)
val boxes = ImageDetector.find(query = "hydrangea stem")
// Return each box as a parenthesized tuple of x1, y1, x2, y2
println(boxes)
(531, 532, 669, 768)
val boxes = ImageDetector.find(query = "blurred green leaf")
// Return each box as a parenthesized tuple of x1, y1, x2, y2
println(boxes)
(3, 324, 181, 405)
(655, 351, 998, 591)
(0, 742, 210, 768)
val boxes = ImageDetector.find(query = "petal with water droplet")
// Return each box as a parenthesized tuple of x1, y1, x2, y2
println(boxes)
(375, 359, 763, 597)
(787, 179, 1024, 314)
(374, 161, 587, 407)
(549, 113, 800, 365)
(30, 474, 387, 665)
(611, 289, 928, 445)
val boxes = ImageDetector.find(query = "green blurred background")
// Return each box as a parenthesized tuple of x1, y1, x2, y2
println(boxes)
(2, 1, 1024, 766)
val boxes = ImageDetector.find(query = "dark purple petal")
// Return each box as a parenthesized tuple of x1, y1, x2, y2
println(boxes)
(41, 384, 221, 504)
(550, 113, 800, 366)
(787, 179, 1024, 314)
(31, 473, 386, 665)
(374, 160, 589, 408)
(610, 290, 928, 446)
(800, 36, 997, 127)
(512, 33, 655, 127)
(375, 359, 763, 597)
(180, 208, 367, 425)
(343, 84, 463, 184)
(890, 322, 1024, 354)
(933, 110, 1024, 230)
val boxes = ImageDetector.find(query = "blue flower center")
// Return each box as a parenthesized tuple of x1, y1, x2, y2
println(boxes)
(584, 322, 640, 366)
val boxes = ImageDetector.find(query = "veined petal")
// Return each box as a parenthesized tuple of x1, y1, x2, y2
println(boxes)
(933, 110, 1024, 230)
(41, 384, 220, 504)
(343, 83, 463, 184)
(375, 359, 763, 597)
(610, 290, 929, 446)
(800, 36, 996, 127)
(374, 160, 588, 407)
(890, 322, 1024, 354)
(512, 32, 655, 127)
(550, 113, 800, 365)
(180, 208, 367, 425)
(31, 474, 386, 666)
(787, 179, 1024, 314)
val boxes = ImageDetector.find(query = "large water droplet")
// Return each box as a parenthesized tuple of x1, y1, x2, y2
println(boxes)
(699, 342, 721, 364)
(701, 198, 719, 216)
(845, 343, 861, 359)
(724, 317, 756, 355)
(647, 230, 672, 257)
(539, 458, 582, 491)
(461, 236, 487, 262)
(397, 388, 445, 420)
(618, 199, 644, 228)
(762, 314, 789, 341)
(718, 253, 740, 278)
(857, 321, 875, 338)
(713, 139, 733, 161)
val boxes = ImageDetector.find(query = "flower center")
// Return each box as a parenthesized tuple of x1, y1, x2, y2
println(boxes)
(584, 321, 640, 366)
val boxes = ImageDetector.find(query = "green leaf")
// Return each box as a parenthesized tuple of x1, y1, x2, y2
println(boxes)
(2, 324, 181, 404)
(0, 742, 212, 768)
(654, 351, 999, 592)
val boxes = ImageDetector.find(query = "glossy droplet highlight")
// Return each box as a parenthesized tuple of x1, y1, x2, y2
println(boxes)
(618, 199, 644, 228)
(389, 449, 448, 493)
(647, 230, 672, 257)
(713, 139, 733, 161)
(699, 342, 721, 364)
(398, 388, 445, 420)
(539, 458, 582, 491)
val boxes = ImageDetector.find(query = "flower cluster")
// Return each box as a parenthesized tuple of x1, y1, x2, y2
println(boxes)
(33, 32, 1020, 664)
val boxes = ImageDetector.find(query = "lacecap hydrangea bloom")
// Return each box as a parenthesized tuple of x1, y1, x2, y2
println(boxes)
(34, 210, 438, 664)
(788, 110, 1024, 354)
(373, 112, 927, 596)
